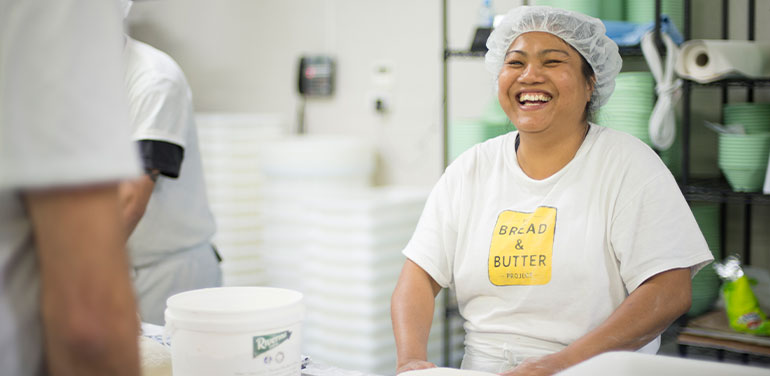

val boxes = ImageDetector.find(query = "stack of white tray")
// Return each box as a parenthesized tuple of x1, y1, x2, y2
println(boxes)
(299, 187, 450, 375)
(196, 113, 285, 286)
(258, 135, 376, 292)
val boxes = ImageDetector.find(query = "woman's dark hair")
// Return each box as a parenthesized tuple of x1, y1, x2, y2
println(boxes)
(578, 54, 596, 123)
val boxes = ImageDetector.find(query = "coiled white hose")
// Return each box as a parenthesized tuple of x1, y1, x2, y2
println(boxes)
(642, 31, 682, 150)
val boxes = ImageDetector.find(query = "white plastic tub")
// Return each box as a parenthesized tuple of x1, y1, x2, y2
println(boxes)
(165, 287, 304, 376)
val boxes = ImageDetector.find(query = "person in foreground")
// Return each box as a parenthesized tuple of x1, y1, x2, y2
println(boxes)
(391, 6, 713, 376)
(1, 0, 141, 374)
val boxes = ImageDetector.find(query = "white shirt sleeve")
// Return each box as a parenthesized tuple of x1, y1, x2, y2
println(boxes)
(610, 170, 714, 293)
(402, 165, 462, 289)
(0, 0, 140, 189)
(129, 78, 191, 149)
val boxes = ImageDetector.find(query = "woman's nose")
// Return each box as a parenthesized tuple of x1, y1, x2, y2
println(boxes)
(518, 64, 544, 83)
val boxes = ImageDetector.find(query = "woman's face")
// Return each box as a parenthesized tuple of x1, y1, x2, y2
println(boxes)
(498, 32, 593, 135)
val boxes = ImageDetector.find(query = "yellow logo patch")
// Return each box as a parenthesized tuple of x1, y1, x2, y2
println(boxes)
(488, 207, 556, 286)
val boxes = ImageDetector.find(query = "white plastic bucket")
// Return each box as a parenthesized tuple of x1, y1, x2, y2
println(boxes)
(164, 287, 304, 376)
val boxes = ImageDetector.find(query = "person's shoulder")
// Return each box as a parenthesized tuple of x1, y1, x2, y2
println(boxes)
(588, 125, 673, 193)
(125, 37, 187, 87)
(593, 125, 649, 151)
(591, 125, 664, 168)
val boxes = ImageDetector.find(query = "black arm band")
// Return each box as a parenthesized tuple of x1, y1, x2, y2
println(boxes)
(137, 140, 185, 178)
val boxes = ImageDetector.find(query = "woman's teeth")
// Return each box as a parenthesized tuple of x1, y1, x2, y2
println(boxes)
(518, 93, 552, 105)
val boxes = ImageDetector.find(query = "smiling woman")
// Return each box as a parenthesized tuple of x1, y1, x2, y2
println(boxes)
(391, 5, 714, 376)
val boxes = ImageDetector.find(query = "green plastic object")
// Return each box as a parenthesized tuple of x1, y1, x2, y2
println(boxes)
(722, 275, 770, 335)
(717, 133, 770, 192)
(714, 256, 770, 336)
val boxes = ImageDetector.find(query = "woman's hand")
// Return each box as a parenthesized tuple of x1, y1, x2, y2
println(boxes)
(499, 353, 569, 376)
(396, 359, 437, 374)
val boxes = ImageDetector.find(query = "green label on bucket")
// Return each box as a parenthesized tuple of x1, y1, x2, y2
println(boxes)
(253, 331, 292, 358)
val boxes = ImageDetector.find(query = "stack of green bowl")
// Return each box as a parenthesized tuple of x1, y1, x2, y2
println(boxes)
(533, 0, 601, 18)
(723, 103, 770, 134)
(718, 133, 770, 192)
(688, 203, 722, 317)
(626, 0, 684, 33)
(596, 72, 655, 146)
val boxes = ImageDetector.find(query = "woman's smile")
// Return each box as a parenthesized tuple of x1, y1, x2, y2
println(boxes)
(516, 90, 553, 110)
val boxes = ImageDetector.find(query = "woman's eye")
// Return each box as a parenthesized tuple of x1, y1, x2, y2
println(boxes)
(506, 60, 523, 66)
(544, 60, 563, 66)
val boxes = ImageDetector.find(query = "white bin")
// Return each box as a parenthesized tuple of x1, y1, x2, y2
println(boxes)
(165, 287, 304, 376)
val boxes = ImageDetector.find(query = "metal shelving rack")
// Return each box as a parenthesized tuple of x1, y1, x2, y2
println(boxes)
(439, 1, 451, 365)
(439, 2, 450, 365)
(679, 0, 768, 267)
(439, 0, 769, 367)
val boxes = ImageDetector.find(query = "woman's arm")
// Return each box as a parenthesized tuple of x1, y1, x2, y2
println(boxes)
(391, 259, 443, 374)
(504, 267, 692, 376)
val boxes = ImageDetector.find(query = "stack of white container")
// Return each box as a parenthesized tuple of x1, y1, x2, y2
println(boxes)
(258, 135, 376, 292)
(195, 113, 285, 287)
(258, 135, 448, 374)
(300, 187, 445, 375)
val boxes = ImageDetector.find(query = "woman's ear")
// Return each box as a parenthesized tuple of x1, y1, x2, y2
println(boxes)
(586, 76, 596, 102)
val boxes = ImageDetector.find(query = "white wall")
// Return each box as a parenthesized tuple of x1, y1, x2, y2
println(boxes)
(128, 0, 436, 186)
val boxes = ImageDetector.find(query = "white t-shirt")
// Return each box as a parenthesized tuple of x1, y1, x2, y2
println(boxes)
(0, 1, 140, 374)
(403, 125, 713, 367)
(123, 37, 216, 266)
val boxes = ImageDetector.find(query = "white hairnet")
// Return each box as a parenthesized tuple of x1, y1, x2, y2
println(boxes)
(485, 6, 622, 110)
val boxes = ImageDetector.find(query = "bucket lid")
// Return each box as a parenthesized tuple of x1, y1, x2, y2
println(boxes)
(165, 287, 304, 332)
